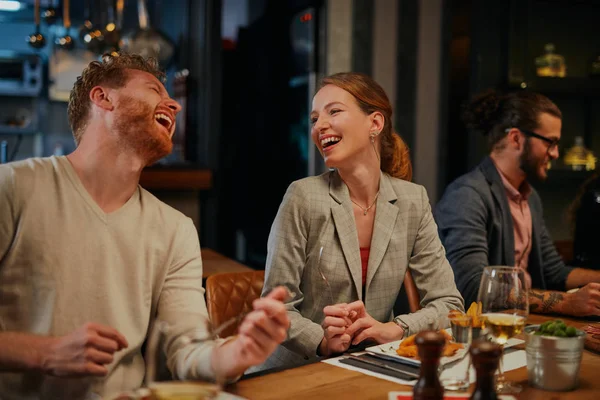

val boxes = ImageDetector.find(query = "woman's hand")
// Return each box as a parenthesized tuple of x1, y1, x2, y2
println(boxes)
(344, 301, 404, 345)
(318, 304, 354, 357)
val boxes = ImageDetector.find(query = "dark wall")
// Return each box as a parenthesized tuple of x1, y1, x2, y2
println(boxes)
(440, 0, 600, 240)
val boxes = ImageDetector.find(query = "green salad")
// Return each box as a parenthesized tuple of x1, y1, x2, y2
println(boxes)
(535, 319, 578, 337)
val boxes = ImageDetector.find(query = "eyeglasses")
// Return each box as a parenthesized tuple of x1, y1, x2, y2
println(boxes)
(507, 128, 560, 154)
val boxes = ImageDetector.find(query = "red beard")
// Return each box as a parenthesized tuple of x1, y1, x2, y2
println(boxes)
(113, 95, 173, 165)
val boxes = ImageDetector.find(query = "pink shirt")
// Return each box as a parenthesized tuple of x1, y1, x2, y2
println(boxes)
(495, 164, 533, 272)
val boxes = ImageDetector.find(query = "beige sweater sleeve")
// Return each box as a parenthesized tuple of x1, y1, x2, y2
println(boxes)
(0, 166, 16, 263)
(159, 218, 221, 382)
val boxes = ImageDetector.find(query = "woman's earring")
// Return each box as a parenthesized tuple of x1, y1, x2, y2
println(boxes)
(370, 131, 380, 143)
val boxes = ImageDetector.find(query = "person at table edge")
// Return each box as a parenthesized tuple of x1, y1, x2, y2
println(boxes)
(435, 89, 600, 317)
(253, 72, 464, 372)
(0, 53, 290, 399)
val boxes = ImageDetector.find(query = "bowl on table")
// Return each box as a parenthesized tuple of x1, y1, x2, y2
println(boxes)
(524, 324, 585, 391)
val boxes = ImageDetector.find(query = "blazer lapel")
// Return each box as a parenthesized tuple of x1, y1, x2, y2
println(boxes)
(329, 171, 363, 299)
(366, 173, 399, 289)
(481, 157, 515, 265)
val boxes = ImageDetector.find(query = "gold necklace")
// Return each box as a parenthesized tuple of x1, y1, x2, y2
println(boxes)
(350, 191, 380, 216)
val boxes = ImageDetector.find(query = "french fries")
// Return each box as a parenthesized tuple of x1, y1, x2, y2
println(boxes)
(395, 330, 463, 359)
(447, 302, 484, 328)
(466, 301, 484, 328)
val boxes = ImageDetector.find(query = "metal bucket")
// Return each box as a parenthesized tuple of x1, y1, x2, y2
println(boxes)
(524, 325, 585, 391)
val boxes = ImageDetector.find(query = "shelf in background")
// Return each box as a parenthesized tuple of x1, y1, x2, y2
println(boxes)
(510, 77, 600, 97)
(140, 167, 212, 191)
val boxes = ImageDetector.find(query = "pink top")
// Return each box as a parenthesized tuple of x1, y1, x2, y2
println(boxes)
(494, 164, 533, 273)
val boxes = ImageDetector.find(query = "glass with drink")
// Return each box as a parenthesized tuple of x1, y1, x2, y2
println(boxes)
(145, 317, 222, 400)
(440, 314, 473, 391)
(477, 266, 529, 394)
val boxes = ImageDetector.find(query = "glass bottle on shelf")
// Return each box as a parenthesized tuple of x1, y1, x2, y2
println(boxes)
(564, 136, 597, 171)
(535, 43, 567, 78)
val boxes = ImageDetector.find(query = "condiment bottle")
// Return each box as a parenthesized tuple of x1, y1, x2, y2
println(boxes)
(413, 330, 445, 400)
(470, 339, 502, 400)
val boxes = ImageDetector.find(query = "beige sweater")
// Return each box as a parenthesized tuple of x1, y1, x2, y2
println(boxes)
(0, 157, 215, 399)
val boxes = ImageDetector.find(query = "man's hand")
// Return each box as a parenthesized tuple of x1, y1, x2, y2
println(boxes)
(218, 286, 290, 374)
(318, 304, 354, 357)
(563, 283, 600, 316)
(41, 322, 128, 377)
(344, 301, 404, 345)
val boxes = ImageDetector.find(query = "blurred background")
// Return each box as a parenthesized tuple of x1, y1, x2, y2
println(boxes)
(1, 0, 598, 268)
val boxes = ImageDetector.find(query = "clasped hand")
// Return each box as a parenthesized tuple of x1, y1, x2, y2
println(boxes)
(319, 300, 404, 357)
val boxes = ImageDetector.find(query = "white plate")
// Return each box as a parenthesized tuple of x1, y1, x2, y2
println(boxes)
(366, 328, 525, 366)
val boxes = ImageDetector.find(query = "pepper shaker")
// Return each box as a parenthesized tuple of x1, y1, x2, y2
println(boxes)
(413, 330, 445, 400)
(470, 339, 502, 400)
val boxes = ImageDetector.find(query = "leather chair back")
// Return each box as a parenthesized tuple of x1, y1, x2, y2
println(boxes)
(206, 269, 420, 338)
(206, 270, 265, 338)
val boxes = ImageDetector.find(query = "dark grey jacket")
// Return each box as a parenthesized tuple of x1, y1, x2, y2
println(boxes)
(434, 156, 574, 305)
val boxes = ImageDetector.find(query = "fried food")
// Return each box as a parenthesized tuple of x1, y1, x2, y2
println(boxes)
(443, 341, 464, 357)
(466, 301, 484, 328)
(399, 333, 416, 348)
(396, 345, 418, 358)
(448, 302, 484, 328)
(440, 329, 452, 342)
(395, 330, 464, 359)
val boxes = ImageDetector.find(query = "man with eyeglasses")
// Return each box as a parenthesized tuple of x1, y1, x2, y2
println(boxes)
(435, 89, 600, 317)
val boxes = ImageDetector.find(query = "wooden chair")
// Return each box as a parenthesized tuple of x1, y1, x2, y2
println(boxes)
(394, 270, 421, 316)
(205, 270, 265, 337)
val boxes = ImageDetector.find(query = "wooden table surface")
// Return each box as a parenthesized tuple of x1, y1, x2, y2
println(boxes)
(229, 314, 600, 399)
(201, 248, 254, 278)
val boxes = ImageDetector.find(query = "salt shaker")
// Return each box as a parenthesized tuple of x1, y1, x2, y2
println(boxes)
(413, 330, 445, 400)
(470, 339, 502, 400)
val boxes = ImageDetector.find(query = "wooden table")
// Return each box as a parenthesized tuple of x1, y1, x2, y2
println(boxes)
(201, 248, 254, 278)
(229, 314, 600, 399)
(140, 168, 212, 190)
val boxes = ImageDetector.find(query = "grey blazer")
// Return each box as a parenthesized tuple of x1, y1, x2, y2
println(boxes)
(434, 156, 574, 306)
(253, 170, 464, 372)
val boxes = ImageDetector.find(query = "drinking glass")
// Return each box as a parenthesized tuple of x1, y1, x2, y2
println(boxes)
(145, 316, 222, 400)
(440, 314, 473, 391)
(477, 266, 529, 394)
(144, 286, 296, 399)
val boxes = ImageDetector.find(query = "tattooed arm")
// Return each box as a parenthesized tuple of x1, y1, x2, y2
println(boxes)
(529, 290, 566, 314)
(529, 283, 600, 317)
